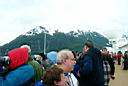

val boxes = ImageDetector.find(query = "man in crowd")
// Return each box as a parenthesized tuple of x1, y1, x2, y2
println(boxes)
(101, 47, 115, 86)
(77, 40, 104, 86)
(57, 49, 78, 86)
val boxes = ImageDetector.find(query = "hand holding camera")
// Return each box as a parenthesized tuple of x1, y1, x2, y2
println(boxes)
(0, 56, 10, 76)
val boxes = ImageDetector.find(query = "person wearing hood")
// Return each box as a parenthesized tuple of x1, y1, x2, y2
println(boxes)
(0, 47, 34, 86)
(77, 40, 104, 86)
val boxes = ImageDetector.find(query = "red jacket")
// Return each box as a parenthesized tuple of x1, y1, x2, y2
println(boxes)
(116, 54, 122, 59)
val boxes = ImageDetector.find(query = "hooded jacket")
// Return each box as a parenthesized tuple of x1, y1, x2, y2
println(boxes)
(8, 48, 29, 70)
(0, 48, 34, 86)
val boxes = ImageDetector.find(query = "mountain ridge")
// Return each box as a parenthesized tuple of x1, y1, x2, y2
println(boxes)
(0, 26, 110, 55)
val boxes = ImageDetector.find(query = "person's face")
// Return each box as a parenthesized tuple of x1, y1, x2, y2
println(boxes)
(83, 45, 89, 54)
(102, 49, 108, 55)
(36, 56, 43, 61)
(64, 53, 76, 72)
(54, 73, 67, 86)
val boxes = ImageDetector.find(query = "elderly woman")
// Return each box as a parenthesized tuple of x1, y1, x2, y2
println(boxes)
(42, 66, 67, 86)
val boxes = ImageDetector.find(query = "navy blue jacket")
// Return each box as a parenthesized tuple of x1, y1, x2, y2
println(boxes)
(78, 48, 104, 86)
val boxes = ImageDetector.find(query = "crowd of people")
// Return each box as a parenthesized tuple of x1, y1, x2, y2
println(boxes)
(112, 50, 128, 70)
(0, 40, 128, 86)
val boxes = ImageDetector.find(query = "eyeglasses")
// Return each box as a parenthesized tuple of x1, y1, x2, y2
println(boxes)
(69, 58, 76, 61)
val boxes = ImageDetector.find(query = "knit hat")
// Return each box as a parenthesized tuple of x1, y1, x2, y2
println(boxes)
(47, 51, 57, 65)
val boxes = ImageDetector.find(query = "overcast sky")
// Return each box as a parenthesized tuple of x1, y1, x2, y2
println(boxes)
(0, 0, 128, 45)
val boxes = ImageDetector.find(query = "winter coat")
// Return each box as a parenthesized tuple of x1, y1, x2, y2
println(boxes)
(0, 64, 34, 86)
(28, 57, 44, 83)
(78, 48, 104, 86)
(0, 48, 34, 86)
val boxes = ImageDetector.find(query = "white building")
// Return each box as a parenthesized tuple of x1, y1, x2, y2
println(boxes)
(118, 43, 128, 53)
(115, 37, 128, 53)
(109, 37, 128, 53)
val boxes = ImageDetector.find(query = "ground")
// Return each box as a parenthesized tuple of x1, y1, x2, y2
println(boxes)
(109, 64, 128, 86)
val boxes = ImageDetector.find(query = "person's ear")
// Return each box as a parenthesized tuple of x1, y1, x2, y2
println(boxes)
(62, 59, 67, 64)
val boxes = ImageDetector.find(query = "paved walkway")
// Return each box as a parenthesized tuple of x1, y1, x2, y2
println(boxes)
(109, 64, 128, 86)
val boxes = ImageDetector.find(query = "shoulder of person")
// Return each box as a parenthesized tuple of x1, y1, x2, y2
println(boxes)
(70, 73, 79, 86)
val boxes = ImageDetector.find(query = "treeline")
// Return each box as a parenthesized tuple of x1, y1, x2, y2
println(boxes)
(0, 27, 110, 55)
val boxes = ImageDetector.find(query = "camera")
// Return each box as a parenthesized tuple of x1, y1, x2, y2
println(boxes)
(0, 56, 10, 75)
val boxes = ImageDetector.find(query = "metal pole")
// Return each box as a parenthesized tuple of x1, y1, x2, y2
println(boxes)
(44, 32, 46, 54)
(38, 40, 40, 50)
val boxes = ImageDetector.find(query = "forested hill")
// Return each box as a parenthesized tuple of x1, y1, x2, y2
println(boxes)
(0, 26, 110, 55)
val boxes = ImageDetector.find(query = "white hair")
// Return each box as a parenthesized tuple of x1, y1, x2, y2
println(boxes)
(20, 45, 31, 53)
(57, 49, 72, 64)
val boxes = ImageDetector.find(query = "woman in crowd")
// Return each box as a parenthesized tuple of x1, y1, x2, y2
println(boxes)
(36, 66, 67, 86)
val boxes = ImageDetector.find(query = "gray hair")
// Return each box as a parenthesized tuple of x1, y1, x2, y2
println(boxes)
(57, 49, 72, 64)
